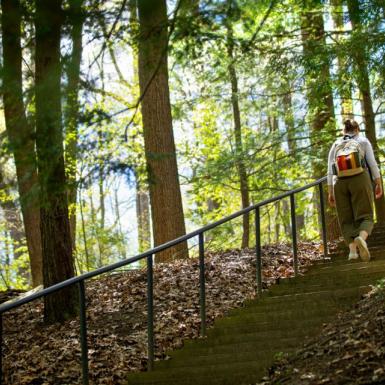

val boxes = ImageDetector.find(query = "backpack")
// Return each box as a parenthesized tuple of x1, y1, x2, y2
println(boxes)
(333, 135, 365, 178)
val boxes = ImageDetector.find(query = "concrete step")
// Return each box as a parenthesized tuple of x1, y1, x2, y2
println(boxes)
(206, 313, 338, 337)
(181, 326, 323, 348)
(221, 304, 341, 323)
(156, 347, 296, 370)
(171, 336, 301, 357)
(128, 359, 281, 385)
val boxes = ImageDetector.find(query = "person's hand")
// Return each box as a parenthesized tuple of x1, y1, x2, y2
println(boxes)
(328, 193, 336, 207)
(375, 183, 383, 199)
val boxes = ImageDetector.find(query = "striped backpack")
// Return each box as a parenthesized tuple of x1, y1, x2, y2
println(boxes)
(333, 135, 365, 178)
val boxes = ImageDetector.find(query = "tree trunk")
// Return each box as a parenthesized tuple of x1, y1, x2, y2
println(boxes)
(274, 201, 280, 243)
(35, 0, 77, 323)
(301, 1, 335, 178)
(113, 187, 127, 259)
(301, 1, 337, 240)
(65, 0, 85, 250)
(136, 182, 152, 252)
(79, 190, 90, 272)
(129, 1, 152, 255)
(282, 198, 292, 238)
(137, 0, 187, 262)
(347, 0, 385, 222)
(98, 165, 105, 230)
(226, 17, 250, 249)
(282, 88, 296, 154)
(331, 0, 353, 121)
(1, 0, 43, 287)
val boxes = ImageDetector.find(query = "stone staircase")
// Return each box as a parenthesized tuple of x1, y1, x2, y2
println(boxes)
(127, 225, 385, 385)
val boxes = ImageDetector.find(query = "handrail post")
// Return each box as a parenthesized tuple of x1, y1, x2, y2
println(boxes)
(318, 182, 328, 259)
(78, 281, 89, 385)
(290, 194, 299, 276)
(147, 254, 154, 371)
(255, 207, 262, 295)
(199, 232, 206, 337)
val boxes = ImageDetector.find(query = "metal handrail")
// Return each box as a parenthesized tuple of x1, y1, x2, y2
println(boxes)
(0, 176, 328, 385)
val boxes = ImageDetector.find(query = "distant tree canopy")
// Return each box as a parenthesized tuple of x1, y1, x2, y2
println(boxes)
(0, 0, 384, 320)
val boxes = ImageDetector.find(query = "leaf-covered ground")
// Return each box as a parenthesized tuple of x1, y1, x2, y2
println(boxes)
(2, 242, 328, 385)
(257, 283, 385, 385)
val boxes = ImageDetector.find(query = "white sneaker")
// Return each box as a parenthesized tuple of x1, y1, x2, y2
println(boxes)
(348, 252, 359, 261)
(354, 236, 371, 261)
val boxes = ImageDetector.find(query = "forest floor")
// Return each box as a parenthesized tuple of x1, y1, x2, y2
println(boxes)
(2, 241, 328, 385)
(257, 282, 385, 385)
(4, 241, 385, 385)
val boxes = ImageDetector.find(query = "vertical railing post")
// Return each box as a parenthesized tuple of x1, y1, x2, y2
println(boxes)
(78, 281, 89, 385)
(290, 194, 299, 276)
(318, 182, 328, 259)
(198, 232, 206, 337)
(147, 254, 154, 371)
(255, 207, 262, 295)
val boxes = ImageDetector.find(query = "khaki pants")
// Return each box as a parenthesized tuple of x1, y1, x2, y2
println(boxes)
(334, 171, 374, 245)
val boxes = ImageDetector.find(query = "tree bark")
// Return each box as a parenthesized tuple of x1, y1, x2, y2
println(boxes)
(347, 0, 385, 222)
(301, 1, 335, 179)
(129, 1, 152, 254)
(65, 0, 85, 249)
(137, 0, 187, 262)
(1, 0, 43, 287)
(331, 0, 353, 121)
(226, 16, 250, 249)
(136, 183, 152, 252)
(301, 0, 338, 240)
(35, 0, 77, 323)
(79, 190, 90, 272)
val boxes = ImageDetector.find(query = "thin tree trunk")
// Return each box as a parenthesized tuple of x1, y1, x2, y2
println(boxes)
(65, 0, 85, 250)
(280, 88, 306, 234)
(274, 201, 280, 243)
(137, 0, 187, 262)
(282, 199, 292, 238)
(136, 183, 152, 253)
(347, 0, 385, 222)
(331, 0, 353, 121)
(35, 0, 77, 323)
(99, 165, 105, 230)
(113, 186, 127, 259)
(1, 0, 43, 287)
(226, 16, 250, 249)
(282, 89, 296, 154)
(79, 189, 90, 271)
(88, 184, 102, 267)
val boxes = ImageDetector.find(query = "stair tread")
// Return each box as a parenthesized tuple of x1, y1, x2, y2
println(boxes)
(127, 231, 385, 385)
